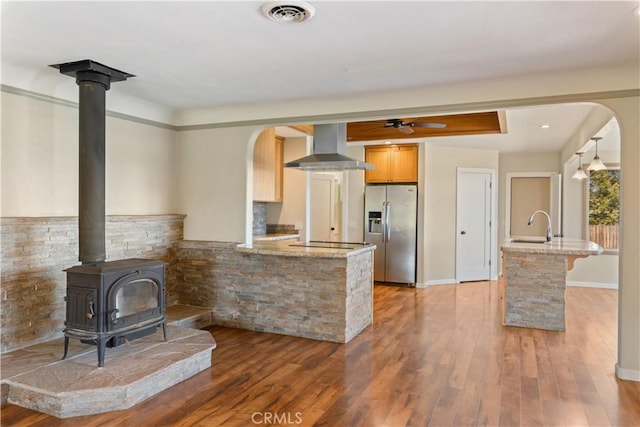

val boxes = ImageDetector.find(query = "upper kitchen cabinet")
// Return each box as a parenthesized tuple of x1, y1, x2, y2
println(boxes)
(253, 128, 284, 202)
(364, 144, 418, 183)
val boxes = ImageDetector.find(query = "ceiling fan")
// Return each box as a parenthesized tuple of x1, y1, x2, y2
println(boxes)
(382, 118, 447, 134)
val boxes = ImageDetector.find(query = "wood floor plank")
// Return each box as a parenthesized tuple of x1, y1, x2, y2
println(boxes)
(520, 376, 544, 427)
(498, 357, 521, 426)
(520, 335, 539, 379)
(3, 283, 640, 426)
(474, 336, 504, 427)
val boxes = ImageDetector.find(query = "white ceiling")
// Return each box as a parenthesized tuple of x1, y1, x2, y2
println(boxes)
(2, 1, 638, 152)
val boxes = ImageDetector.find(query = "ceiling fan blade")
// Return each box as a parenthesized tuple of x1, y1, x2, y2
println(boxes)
(412, 122, 447, 129)
(398, 126, 414, 134)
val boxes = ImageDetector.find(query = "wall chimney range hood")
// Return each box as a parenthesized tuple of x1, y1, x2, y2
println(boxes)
(284, 123, 374, 171)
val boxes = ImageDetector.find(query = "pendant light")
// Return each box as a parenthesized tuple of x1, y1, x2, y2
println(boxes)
(572, 152, 588, 180)
(587, 137, 606, 171)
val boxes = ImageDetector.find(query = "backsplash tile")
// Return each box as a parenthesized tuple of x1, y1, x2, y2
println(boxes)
(266, 224, 298, 235)
(252, 202, 267, 235)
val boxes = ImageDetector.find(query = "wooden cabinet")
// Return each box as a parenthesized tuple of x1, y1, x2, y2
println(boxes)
(253, 128, 284, 202)
(364, 144, 418, 183)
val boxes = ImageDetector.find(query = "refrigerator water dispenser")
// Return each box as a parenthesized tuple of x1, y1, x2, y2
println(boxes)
(368, 211, 382, 233)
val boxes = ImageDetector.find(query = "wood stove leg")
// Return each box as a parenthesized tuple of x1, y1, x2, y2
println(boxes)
(97, 337, 107, 368)
(162, 321, 167, 342)
(62, 337, 69, 360)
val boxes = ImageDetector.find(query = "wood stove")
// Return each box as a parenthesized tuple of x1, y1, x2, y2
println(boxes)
(62, 259, 167, 367)
(52, 60, 168, 367)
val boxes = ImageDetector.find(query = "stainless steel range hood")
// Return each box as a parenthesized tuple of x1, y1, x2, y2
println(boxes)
(284, 123, 374, 171)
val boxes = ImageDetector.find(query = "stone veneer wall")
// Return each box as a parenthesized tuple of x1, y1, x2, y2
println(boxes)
(503, 252, 567, 331)
(176, 240, 373, 342)
(0, 215, 185, 353)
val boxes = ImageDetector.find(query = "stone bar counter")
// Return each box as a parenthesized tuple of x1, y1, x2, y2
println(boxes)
(235, 241, 375, 342)
(177, 240, 375, 343)
(500, 237, 603, 331)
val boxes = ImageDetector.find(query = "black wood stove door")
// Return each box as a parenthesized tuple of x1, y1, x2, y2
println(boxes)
(107, 269, 164, 332)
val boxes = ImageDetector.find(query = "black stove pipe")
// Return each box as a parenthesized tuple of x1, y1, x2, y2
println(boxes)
(51, 60, 134, 264)
(77, 72, 108, 263)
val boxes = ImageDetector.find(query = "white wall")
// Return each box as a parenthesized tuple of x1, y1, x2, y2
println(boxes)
(498, 152, 560, 244)
(344, 145, 365, 242)
(423, 145, 499, 285)
(266, 137, 308, 236)
(602, 96, 640, 380)
(106, 116, 178, 214)
(568, 255, 619, 288)
(1, 91, 178, 216)
(176, 126, 258, 242)
(562, 156, 586, 239)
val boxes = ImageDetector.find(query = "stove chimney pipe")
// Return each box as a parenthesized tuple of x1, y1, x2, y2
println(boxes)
(51, 60, 134, 264)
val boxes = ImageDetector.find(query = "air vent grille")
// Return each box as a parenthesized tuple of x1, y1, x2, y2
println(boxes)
(261, 1, 315, 23)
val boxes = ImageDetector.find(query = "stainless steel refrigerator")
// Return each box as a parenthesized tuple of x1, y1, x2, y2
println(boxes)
(364, 185, 417, 285)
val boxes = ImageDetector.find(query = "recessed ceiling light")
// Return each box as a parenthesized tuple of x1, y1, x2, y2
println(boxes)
(540, 124, 551, 129)
(261, 1, 315, 23)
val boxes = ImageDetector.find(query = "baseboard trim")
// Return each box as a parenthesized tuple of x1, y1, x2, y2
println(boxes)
(616, 364, 640, 382)
(418, 279, 459, 288)
(567, 281, 618, 290)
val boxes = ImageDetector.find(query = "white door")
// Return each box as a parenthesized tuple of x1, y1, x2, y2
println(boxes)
(456, 169, 492, 282)
(310, 175, 335, 241)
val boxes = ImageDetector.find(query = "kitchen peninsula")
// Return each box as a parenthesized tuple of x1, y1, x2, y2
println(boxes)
(176, 239, 375, 343)
(501, 238, 603, 331)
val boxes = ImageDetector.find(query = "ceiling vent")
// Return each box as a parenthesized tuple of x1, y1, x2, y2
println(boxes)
(261, 1, 315, 23)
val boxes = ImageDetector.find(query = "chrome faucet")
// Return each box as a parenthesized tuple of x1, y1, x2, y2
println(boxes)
(527, 210, 553, 242)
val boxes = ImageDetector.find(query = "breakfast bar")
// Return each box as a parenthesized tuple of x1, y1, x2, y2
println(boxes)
(500, 237, 603, 331)
(234, 240, 375, 343)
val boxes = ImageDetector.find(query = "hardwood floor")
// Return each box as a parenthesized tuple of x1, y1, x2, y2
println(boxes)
(2, 282, 639, 426)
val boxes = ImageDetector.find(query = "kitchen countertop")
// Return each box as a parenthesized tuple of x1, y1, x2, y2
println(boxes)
(236, 240, 376, 258)
(501, 237, 603, 256)
(253, 233, 300, 242)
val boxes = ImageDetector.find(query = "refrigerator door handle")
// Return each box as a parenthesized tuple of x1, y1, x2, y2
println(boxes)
(381, 201, 387, 242)
(386, 201, 391, 241)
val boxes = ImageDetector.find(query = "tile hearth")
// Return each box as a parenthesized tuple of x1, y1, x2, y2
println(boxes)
(1, 305, 215, 419)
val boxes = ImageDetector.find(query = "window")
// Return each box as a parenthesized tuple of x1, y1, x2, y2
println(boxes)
(589, 168, 620, 249)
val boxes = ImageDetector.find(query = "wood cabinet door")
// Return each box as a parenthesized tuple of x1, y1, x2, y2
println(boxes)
(273, 136, 284, 202)
(365, 146, 391, 183)
(253, 128, 283, 202)
(390, 145, 418, 183)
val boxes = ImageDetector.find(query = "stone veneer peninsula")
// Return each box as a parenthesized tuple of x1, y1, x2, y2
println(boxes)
(177, 240, 375, 343)
(501, 237, 603, 331)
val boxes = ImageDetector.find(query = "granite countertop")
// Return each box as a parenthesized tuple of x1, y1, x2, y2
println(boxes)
(501, 237, 603, 256)
(236, 240, 376, 258)
(253, 233, 300, 242)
